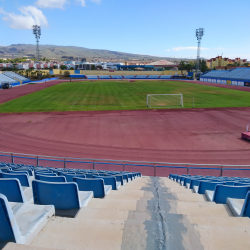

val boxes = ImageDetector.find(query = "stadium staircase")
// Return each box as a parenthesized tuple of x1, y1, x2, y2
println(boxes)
(1, 163, 250, 249)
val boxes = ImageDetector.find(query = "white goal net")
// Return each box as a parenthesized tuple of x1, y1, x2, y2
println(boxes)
(147, 94, 184, 108)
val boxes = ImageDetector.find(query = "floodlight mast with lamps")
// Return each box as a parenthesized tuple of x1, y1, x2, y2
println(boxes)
(196, 28, 204, 74)
(32, 25, 41, 61)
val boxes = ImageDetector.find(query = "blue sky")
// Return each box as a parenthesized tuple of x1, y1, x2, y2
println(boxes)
(0, 0, 250, 60)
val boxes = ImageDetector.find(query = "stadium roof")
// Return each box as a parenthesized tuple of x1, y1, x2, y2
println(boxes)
(147, 60, 177, 66)
(146, 60, 178, 68)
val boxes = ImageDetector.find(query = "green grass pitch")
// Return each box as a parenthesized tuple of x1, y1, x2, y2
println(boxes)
(0, 80, 250, 113)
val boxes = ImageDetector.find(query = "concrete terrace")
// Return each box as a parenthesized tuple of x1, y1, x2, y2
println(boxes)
(2, 176, 250, 250)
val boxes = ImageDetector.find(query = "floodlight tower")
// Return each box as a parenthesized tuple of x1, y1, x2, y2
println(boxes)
(32, 25, 41, 61)
(196, 28, 204, 73)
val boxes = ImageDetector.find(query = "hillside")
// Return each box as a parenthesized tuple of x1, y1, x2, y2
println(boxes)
(0, 44, 188, 62)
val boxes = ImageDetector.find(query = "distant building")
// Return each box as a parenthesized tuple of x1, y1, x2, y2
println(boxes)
(206, 56, 247, 69)
(146, 60, 178, 68)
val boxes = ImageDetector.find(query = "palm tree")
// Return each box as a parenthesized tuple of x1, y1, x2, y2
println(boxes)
(179, 61, 185, 75)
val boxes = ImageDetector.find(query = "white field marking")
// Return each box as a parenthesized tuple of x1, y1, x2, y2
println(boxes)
(71, 98, 80, 108)
(121, 102, 124, 107)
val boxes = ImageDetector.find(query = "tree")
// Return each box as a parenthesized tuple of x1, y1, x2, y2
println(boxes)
(64, 71, 70, 77)
(81, 58, 86, 62)
(60, 65, 67, 70)
(69, 67, 74, 70)
(200, 60, 208, 72)
(184, 63, 193, 72)
(53, 65, 58, 69)
(243, 63, 249, 67)
(91, 65, 96, 70)
(178, 61, 185, 75)
(96, 65, 103, 70)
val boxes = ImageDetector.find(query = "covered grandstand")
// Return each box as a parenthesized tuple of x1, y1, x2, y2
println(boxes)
(200, 68, 250, 86)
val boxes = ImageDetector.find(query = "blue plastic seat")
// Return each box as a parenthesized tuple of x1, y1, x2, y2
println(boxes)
(8, 169, 33, 176)
(234, 182, 250, 187)
(73, 177, 111, 198)
(121, 174, 129, 183)
(85, 174, 98, 178)
(0, 173, 31, 187)
(0, 193, 54, 244)
(93, 176, 121, 190)
(35, 174, 66, 183)
(198, 181, 225, 194)
(113, 175, 124, 185)
(212, 185, 250, 204)
(35, 173, 57, 178)
(32, 180, 92, 217)
(63, 173, 86, 182)
(0, 179, 26, 203)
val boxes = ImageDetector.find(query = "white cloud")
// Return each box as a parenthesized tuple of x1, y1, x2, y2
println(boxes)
(166, 49, 171, 52)
(35, 0, 101, 8)
(172, 46, 209, 51)
(77, 0, 86, 7)
(90, 0, 101, 4)
(0, 6, 49, 29)
(35, 0, 69, 9)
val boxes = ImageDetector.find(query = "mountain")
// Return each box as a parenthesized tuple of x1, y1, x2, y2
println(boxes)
(0, 44, 192, 62)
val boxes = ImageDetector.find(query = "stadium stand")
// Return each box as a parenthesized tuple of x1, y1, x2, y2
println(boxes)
(201, 68, 250, 86)
(110, 75, 124, 79)
(85, 75, 99, 79)
(123, 75, 136, 79)
(98, 75, 111, 79)
(134, 75, 148, 79)
(3, 72, 30, 82)
(147, 75, 161, 79)
(159, 75, 172, 79)
(2, 161, 250, 249)
(201, 70, 228, 78)
(0, 74, 18, 84)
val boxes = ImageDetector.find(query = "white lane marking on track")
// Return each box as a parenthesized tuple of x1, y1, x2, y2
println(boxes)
(121, 103, 124, 107)
(71, 98, 80, 108)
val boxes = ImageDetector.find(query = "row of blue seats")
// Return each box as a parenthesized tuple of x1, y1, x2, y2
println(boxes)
(0, 164, 142, 244)
(169, 174, 250, 217)
(0, 164, 141, 212)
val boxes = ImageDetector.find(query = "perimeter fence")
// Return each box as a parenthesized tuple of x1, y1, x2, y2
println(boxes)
(0, 151, 250, 177)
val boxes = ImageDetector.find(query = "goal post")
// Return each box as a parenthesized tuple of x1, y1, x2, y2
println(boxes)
(146, 94, 184, 108)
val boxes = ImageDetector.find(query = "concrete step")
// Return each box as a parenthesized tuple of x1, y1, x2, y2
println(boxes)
(77, 207, 249, 226)
(2, 243, 59, 250)
(108, 190, 207, 202)
(29, 216, 250, 250)
(87, 198, 232, 216)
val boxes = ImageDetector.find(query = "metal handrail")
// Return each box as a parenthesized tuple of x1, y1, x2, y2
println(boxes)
(0, 151, 250, 177)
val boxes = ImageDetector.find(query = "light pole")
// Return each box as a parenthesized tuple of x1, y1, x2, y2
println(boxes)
(196, 28, 204, 74)
(32, 25, 41, 61)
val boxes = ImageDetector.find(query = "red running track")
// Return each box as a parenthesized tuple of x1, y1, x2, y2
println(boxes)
(0, 108, 249, 165)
